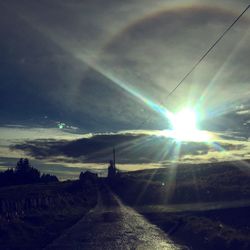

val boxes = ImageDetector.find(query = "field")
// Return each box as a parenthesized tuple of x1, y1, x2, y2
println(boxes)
(0, 179, 98, 250)
(110, 160, 250, 249)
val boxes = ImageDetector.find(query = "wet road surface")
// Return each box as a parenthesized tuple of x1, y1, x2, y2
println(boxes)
(44, 182, 188, 250)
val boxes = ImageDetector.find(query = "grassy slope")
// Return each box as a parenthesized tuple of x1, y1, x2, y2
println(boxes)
(115, 160, 250, 205)
(110, 160, 250, 250)
(142, 206, 250, 250)
(0, 180, 97, 250)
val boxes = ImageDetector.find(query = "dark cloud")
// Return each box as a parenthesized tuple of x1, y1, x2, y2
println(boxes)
(10, 133, 247, 164)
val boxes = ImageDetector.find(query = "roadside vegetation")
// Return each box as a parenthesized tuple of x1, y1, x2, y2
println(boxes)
(0, 159, 98, 250)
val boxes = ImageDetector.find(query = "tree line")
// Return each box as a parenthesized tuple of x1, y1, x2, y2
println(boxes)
(0, 158, 58, 187)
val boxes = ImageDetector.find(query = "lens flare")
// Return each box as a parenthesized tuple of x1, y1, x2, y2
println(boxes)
(168, 108, 210, 142)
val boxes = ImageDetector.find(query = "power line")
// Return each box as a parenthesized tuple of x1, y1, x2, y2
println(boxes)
(165, 5, 250, 99)
(137, 5, 250, 129)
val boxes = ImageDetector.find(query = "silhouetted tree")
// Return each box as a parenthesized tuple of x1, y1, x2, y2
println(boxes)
(15, 158, 40, 184)
(16, 158, 30, 173)
(0, 158, 58, 187)
(40, 174, 59, 183)
(0, 169, 15, 186)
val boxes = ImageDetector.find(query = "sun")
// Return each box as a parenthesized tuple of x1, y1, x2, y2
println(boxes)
(168, 108, 210, 142)
(171, 109, 197, 133)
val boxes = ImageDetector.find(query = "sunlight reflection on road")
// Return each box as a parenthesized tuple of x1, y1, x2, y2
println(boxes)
(45, 184, 188, 250)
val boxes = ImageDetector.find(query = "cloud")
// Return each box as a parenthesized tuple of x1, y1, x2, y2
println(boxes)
(0, 1, 250, 133)
(10, 131, 249, 164)
(236, 110, 250, 115)
(0, 1, 250, 178)
(0, 0, 170, 131)
(100, 5, 250, 114)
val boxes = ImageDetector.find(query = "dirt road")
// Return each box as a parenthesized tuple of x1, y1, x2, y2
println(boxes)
(44, 181, 188, 250)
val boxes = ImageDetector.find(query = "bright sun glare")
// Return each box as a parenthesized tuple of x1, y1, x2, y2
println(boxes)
(168, 108, 210, 142)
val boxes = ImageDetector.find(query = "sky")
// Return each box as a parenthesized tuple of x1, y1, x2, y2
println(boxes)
(0, 0, 250, 178)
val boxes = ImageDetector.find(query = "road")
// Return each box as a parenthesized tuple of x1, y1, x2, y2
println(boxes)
(44, 181, 188, 250)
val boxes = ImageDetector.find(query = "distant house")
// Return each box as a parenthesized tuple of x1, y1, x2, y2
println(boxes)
(79, 171, 98, 185)
(108, 160, 117, 179)
(107, 148, 118, 179)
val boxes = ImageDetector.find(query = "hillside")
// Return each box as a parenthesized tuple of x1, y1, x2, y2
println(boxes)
(113, 160, 250, 205)
(109, 160, 250, 249)
(0, 177, 98, 250)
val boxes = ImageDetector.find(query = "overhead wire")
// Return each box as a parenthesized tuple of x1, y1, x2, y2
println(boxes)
(136, 4, 250, 129)
(165, 4, 250, 99)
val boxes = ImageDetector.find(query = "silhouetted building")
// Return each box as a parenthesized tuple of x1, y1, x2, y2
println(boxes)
(79, 171, 98, 183)
(108, 148, 117, 179)
(108, 160, 116, 179)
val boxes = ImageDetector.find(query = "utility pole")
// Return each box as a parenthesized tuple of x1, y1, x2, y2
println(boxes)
(113, 147, 116, 168)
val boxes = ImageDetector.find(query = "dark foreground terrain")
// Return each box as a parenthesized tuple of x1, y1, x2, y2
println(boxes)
(45, 180, 187, 250)
(110, 160, 250, 249)
(1, 160, 250, 249)
(0, 178, 97, 250)
(140, 205, 250, 250)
